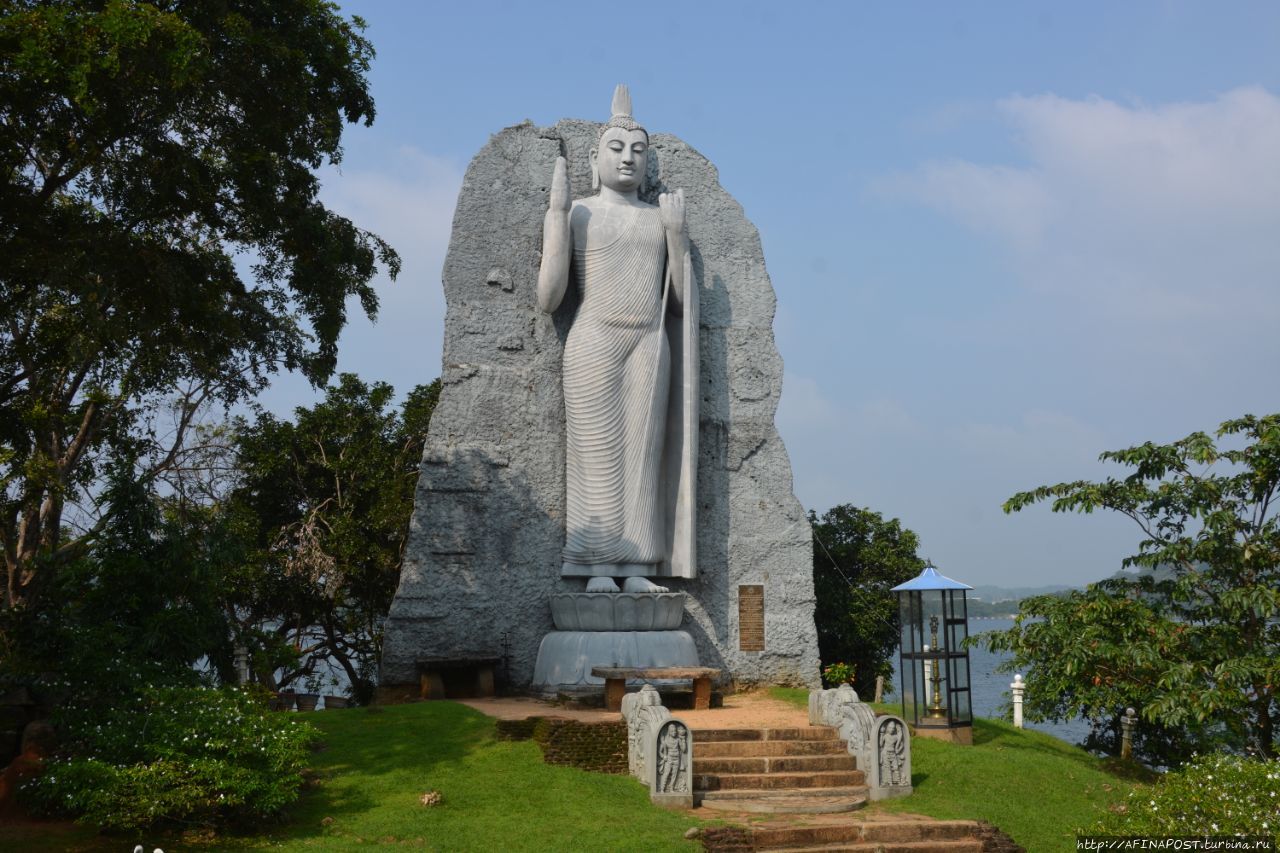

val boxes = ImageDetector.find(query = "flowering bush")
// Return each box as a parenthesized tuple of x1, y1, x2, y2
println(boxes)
(822, 662, 856, 687)
(1093, 753, 1279, 835)
(25, 686, 317, 832)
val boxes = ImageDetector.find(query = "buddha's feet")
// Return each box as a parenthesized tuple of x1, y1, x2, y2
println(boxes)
(623, 577, 669, 594)
(582, 576, 671, 593)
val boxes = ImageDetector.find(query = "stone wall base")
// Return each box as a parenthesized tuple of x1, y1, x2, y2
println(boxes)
(912, 724, 973, 745)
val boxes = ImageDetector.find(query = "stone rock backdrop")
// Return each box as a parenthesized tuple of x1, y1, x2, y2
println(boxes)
(380, 118, 820, 692)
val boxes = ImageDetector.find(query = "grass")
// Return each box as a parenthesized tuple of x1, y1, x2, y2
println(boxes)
(0, 702, 703, 852)
(768, 685, 897, 716)
(768, 686, 1133, 852)
(3, 691, 1138, 853)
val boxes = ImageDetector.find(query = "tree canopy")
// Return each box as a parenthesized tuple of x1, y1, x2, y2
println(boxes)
(983, 414, 1280, 763)
(0, 0, 397, 609)
(225, 374, 438, 702)
(810, 504, 925, 698)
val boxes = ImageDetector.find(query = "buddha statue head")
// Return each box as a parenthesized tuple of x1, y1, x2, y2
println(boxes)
(591, 84, 649, 193)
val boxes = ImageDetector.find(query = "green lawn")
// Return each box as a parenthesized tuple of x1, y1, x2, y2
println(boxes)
(4, 693, 1135, 853)
(768, 686, 1133, 852)
(1, 702, 702, 852)
(244, 702, 702, 851)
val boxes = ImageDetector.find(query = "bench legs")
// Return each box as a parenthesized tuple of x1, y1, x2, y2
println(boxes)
(419, 664, 496, 700)
(475, 665, 495, 698)
(604, 676, 712, 711)
(420, 671, 446, 700)
(692, 676, 711, 710)
(604, 677, 627, 712)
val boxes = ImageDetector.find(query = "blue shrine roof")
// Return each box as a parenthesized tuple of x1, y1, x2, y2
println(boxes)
(890, 566, 973, 592)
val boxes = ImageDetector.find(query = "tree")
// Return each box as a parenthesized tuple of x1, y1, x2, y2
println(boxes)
(0, 1, 397, 610)
(0, 459, 239, 702)
(226, 374, 438, 703)
(811, 505, 926, 698)
(984, 414, 1280, 762)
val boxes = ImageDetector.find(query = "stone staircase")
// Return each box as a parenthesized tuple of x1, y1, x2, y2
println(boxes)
(693, 726, 868, 814)
(698, 817, 992, 852)
(691, 726, 1007, 852)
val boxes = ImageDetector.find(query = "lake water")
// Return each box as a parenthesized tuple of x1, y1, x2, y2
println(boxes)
(887, 616, 1094, 748)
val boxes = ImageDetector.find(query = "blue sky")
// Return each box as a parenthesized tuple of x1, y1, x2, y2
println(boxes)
(261, 1, 1280, 588)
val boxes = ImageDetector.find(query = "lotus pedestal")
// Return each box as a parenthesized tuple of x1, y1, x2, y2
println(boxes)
(530, 592, 702, 699)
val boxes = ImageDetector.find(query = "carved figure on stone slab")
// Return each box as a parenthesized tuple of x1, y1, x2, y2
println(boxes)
(657, 721, 689, 793)
(536, 84, 699, 594)
(879, 719, 907, 786)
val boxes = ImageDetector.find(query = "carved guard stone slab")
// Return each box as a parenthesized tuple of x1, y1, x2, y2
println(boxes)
(647, 717, 693, 809)
(869, 715, 913, 800)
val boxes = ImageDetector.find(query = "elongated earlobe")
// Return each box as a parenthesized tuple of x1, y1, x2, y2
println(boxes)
(590, 150, 600, 191)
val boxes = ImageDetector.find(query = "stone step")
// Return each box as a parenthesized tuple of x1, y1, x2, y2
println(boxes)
(764, 841, 984, 852)
(697, 739, 848, 758)
(695, 770, 865, 791)
(694, 754, 859, 774)
(698, 785, 869, 803)
(751, 819, 983, 849)
(697, 791, 868, 815)
(694, 727, 840, 743)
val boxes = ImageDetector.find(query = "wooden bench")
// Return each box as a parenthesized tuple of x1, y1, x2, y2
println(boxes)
(416, 656, 501, 700)
(590, 666, 721, 712)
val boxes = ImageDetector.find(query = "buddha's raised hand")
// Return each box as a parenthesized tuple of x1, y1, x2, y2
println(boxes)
(549, 156, 570, 213)
(659, 187, 686, 234)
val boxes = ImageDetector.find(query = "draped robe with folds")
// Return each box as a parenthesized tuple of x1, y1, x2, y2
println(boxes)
(560, 203, 697, 578)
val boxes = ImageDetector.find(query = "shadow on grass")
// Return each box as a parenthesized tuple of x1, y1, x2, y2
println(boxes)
(971, 717, 1106, 768)
(1097, 756, 1160, 783)
(221, 700, 501, 845)
(0, 704, 494, 853)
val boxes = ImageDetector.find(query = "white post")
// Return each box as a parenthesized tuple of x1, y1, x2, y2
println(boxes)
(233, 643, 250, 685)
(1010, 673, 1024, 728)
(922, 644, 932, 707)
(1120, 707, 1137, 759)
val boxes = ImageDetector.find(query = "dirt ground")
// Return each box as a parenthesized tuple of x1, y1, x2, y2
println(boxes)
(458, 688, 811, 729)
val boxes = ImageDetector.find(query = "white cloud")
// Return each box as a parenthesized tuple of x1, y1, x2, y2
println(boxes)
(879, 87, 1280, 362)
(258, 148, 463, 414)
(320, 146, 463, 310)
(890, 159, 1052, 252)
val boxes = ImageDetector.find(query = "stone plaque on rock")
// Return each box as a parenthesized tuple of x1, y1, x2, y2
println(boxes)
(738, 584, 765, 651)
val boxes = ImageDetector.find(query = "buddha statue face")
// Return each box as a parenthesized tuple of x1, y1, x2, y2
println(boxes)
(591, 126, 648, 193)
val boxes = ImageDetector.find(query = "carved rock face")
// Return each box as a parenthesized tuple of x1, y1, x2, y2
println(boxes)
(379, 116, 820, 692)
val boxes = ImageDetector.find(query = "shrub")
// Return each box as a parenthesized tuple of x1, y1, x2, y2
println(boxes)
(25, 686, 317, 832)
(821, 662, 856, 687)
(1093, 753, 1280, 835)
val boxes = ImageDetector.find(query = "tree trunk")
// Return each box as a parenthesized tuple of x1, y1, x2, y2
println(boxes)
(1255, 690, 1276, 759)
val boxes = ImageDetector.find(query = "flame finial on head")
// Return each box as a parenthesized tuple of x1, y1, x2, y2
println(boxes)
(604, 83, 643, 134)
(611, 84, 632, 121)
